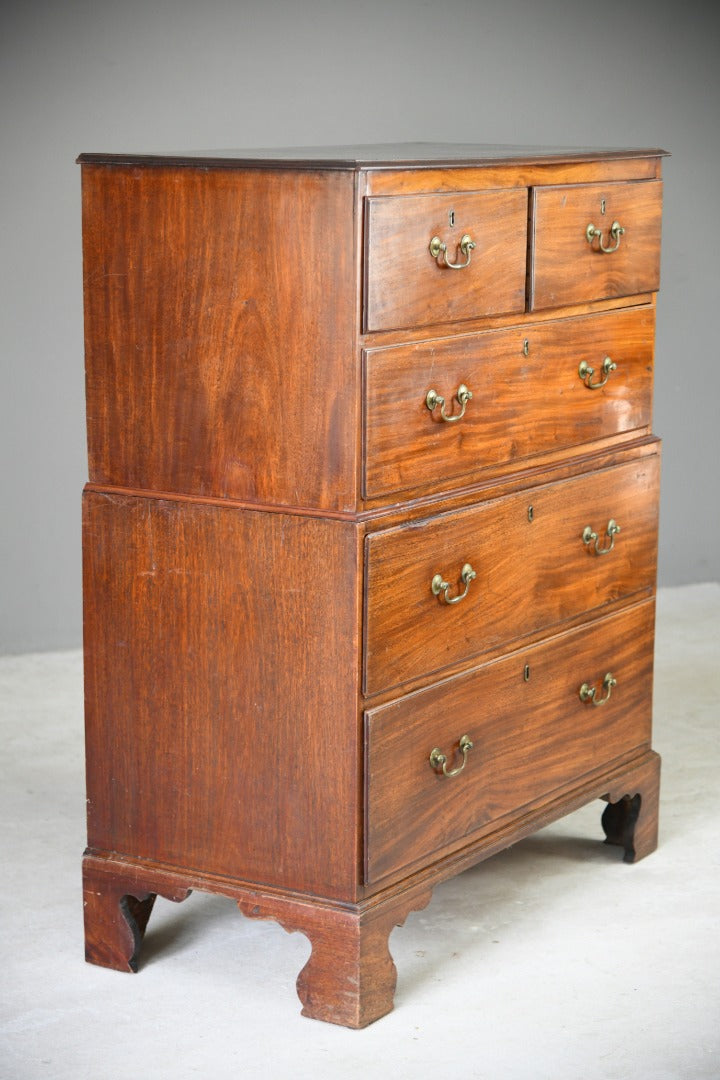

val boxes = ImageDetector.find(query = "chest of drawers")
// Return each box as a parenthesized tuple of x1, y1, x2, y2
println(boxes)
(79, 143, 665, 1028)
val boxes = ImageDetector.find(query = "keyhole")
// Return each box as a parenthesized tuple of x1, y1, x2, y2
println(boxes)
(449, 210, 455, 227)
(524, 664, 531, 682)
(601, 198, 606, 215)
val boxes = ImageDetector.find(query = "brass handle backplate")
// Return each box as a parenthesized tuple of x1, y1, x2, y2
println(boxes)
(426, 383, 473, 423)
(586, 220, 625, 253)
(429, 233, 476, 269)
(431, 562, 476, 605)
(579, 672, 617, 706)
(429, 734, 474, 777)
(579, 356, 617, 389)
(582, 519, 620, 555)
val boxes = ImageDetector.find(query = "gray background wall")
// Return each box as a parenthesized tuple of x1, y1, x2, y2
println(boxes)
(2, 0, 719, 653)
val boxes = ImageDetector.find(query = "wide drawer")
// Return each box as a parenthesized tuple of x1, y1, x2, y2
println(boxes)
(364, 451, 659, 695)
(364, 189, 528, 332)
(530, 179, 662, 310)
(364, 305, 655, 499)
(365, 599, 655, 883)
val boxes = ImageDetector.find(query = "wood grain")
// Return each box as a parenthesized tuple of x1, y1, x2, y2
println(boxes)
(82, 165, 359, 511)
(364, 448, 660, 694)
(82, 490, 362, 899)
(364, 156, 664, 196)
(364, 189, 528, 331)
(365, 600, 655, 883)
(531, 180, 663, 310)
(364, 305, 655, 499)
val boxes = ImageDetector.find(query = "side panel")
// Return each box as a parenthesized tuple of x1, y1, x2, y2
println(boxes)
(83, 491, 362, 900)
(82, 166, 359, 511)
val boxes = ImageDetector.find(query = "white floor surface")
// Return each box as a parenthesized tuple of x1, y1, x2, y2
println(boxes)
(1, 583, 718, 1080)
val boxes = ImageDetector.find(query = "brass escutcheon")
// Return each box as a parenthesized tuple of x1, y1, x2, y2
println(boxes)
(429, 734, 474, 777)
(425, 383, 473, 423)
(578, 355, 617, 390)
(429, 233, 476, 269)
(582, 519, 621, 555)
(431, 563, 476, 605)
(586, 220, 625, 253)
(579, 672, 617, 707)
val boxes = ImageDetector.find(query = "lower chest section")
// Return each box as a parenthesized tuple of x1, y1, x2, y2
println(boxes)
(85, 438, 659, 900)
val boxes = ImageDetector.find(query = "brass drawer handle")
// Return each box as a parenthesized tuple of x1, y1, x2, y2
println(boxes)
(586, 220, 625, 253)
(426, 383, 473, 423)
(429, 233, 476, 269)
(429, 734, 474, 777)
(582, 519, 620, 555)
(579, 672, 617, 707)
(578, 356, 617, 389)
(431, 562, 476, 605)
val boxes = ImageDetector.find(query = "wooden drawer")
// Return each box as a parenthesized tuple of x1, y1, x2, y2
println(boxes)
(365, 600, 655, 883)
(364, 306, 655, 499)
(364, 452, 659, 695)
(530, 180, 662, 310)
(364, 189, 528, 332)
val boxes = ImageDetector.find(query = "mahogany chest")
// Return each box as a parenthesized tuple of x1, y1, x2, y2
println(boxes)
(79, 143, 665, 1027)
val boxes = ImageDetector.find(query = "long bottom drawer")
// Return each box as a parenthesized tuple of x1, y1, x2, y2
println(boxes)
(365, 600, 655, 884)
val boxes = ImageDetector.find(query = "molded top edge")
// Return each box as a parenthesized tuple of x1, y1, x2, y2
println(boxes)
(76, 142, 670, 170)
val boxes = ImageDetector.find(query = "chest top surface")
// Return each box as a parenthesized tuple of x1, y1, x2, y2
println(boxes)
(77, 142, 669, 170)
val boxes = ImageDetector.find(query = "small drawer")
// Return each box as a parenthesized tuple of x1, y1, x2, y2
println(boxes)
(364, 306, 655, 499)
(530, 180, 662, 310)
(364, 189, 528, 332)
(363, 452, 659, 695)
(365, 599, 655, 883)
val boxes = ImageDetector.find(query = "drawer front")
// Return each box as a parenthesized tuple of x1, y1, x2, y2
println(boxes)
(531, 180, 662, 310)
(364, 452, 659, 695)
(364, 306, 655, 499)
(365, 600, 655, 883)
(364, 189, 528, 332)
